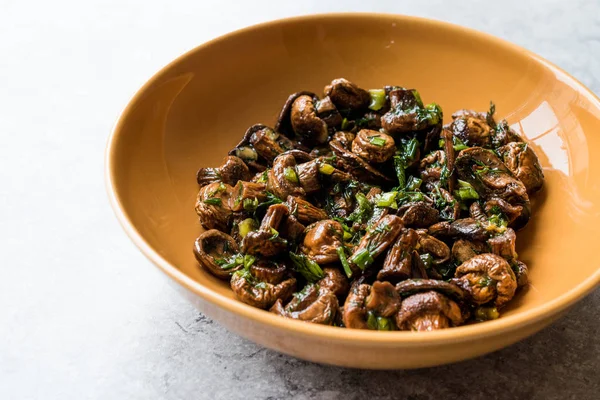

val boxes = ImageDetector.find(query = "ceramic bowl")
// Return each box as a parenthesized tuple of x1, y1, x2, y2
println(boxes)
(106, 14, 600, 369)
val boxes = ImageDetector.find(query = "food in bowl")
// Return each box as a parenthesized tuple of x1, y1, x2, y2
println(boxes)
(193, 78, 544, 331)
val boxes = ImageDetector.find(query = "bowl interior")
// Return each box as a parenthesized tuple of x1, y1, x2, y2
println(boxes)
(108, 14, 600, 333)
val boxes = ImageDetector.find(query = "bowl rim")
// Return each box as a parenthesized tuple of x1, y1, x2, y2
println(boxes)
(105, 12, 600, 345)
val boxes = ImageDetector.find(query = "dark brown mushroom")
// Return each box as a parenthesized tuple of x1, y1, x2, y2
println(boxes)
(315, 95, 343, 129)
(343, 281, 400, 330)
(290, 95, 329, 145)
(299, 220, 344, 264)
(434, 187, 461, 221)
(419, 150, 448, 191)
(267, 153, 306, 200)
(455, 147, 530, 229)
(378, 228, 418, 281)
(428, 218, 490, 242)
(193, 230, 240, 279)
(250, 259, 288, 284)
(395, 291, 463, 331)
(227, 124, 268, 171)
(271, 284, 339, 325)
(275, 91, 317, 138)
(452, 253, 517, 307)
(487, 228, 518, 261)
(295, 159, 321, 194)
(448, 110, 492, 148)
(286, 196, 328, 224)
(381, 88, 423, 134)
(512, 260, 529, 287)
(416, 229, 451, 265)
(241, 204, 289, 257)
(231, 271, 296, 309)
(194, 182, 234, 231)
(397, 201, 440, 228)
(484, 198, 529, 229)
(318, 267, 350, 298)
(351, 129, 396, 163)
(323, 78, 370, 112)
(395, 279, 466, 301)
(452, 239, 488, 264)
(278, 214, 306, 242)
(496, 142, 544, 194)
(491, 119, 523, 148)
(229, 181, 268, 212)
(249, 125, 293, 162)
(329, 138, 394, 185)
(332, 130, 355, 148)
(197, 156, 252, 186)
(469, 201, 488, 222)
(350, 215, 403, 271)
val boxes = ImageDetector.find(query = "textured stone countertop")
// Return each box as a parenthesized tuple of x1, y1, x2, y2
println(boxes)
(0, 1, 598, 399)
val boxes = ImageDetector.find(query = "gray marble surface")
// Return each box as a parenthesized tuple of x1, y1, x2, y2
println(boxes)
(0, 1, 598, 399)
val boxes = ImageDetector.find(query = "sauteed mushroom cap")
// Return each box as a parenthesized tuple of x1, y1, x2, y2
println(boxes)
(193, 230, 240, 279)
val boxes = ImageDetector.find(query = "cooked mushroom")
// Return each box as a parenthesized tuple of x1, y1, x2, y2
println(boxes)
(299, 220, 344, 264)
(290, 95, 329, 145)
(295, 159, 321, 194)
(278, 214, 306, 242)
(497, 142, 544, 194)
(484, 198, 530, 230)
(452, 253, 517, 307)
(195, 182, 234, 231)
(323, 78, 370, 112)
(287, 196, 328, 224)
(419, 150, 449, 191)
(275, 91, 317, 138)
(241, 204, 289, 257)
(512, 260, 529, 287)
(318, 267, 350, 298)
(228, 124, 268, 171)
(469, 201, 488, 222)
(229, 181, 268, 212)
(329, 138, 394, 185)
(433, 187, 461, 221)
(491, 119, 523, 148)
(378, 228, 418, 281)
(447, 110, 493, 148)
(441, 128, 457, 193)
(415, 230, 450, 265)
(455, 147, 530, 228)
(332, 130, 355, 148)
(396, 279, 466, 301)
(231, 270, 296, 309)
(196, 156, 253, 186)
(250, 259, 288, 284)
(381, 88, 430, 134)
(428, 218, 490, 242)
(350, 215, 403, 271)
(351, 129, 396, 163)
(267, 153, 306, 200)
(397, 201, 440, 228)
(487, 228, 518, 261)
(271, 284, 339, 325)
(452, 239, 488, 264)
(315, 95, 343, 128)
(343, 281, 400, 330)
(395, 291, 463, 331)
(193, 230, 240, 279)
(249, 125, 294, 162)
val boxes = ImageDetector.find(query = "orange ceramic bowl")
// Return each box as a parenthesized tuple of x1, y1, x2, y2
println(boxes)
(106, 14, 600, 369)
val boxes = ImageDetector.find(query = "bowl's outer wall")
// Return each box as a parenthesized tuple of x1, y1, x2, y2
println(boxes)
(108, 14, 600, 368)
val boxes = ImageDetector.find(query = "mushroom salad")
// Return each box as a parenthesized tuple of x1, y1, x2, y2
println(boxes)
(193, 78, 544, 331)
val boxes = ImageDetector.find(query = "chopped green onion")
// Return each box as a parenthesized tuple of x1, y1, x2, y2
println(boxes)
(341, 117, 350, 130)
(284, 167, 299, 183)
(318, 163, 335, 175)
(235, 146, 258, 161)
(368, 89, 386, 111)
(411, 90, 424, 108)
(393, 156, 407, 189)
(419, 253, 433, 269)
(203, 197, 222, 206)
(256, 170, 269, 183)
(453, 136, 469, 151)
(475, 306, 500, 321)
(405, 176, 422, 191)
(243, 254, 256, 269)
(268, 227, 279, 240)
(238, 218, 257, 238)
(368, 135, 387, 147)
(336, 247, 353, 278)
(366, 311, 378, 330)
(375, 192, 398, 209)
(265, 128, 279, 140)
(350, 248, 375, 270)
(454, 180, 479, 201)
(243, 197, 259, 211)
(348, 192, 373, 224)
(289, 252, 325, 283)
(377, 316, 394, 331)
(343, 231, 353, 241)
